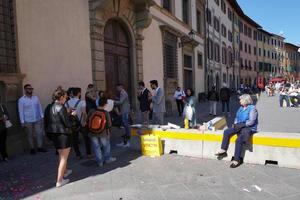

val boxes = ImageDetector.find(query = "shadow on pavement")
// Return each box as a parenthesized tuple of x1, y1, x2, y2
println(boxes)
(0, 128, 140, 200)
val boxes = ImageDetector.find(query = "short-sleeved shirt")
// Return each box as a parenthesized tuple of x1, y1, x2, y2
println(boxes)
(66, 98, 86, 121)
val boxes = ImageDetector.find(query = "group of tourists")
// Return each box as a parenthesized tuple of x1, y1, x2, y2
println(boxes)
(265, 81, 300, 107)
(0, 78, 261, 188)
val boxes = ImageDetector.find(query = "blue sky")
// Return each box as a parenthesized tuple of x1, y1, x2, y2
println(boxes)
(237, 0, 300, 46)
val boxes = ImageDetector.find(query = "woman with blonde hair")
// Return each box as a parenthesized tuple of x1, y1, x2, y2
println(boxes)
(46, 87, 73, 187)
(215, 94, 258, 168)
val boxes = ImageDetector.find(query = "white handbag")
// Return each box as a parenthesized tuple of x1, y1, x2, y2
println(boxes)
(1, 105, 12, 128)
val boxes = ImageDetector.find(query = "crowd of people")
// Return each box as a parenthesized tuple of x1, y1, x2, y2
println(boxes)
(265, 81, 300, 107)
(0, 78, 264, 187)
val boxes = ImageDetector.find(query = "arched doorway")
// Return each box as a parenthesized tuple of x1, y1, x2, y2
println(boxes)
(104, 19, 131, 98)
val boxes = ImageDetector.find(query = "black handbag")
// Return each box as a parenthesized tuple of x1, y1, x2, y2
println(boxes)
(233, 122, 246, 133)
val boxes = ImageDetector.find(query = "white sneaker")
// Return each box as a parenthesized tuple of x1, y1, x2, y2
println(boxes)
(116, 142, 125, 147)
(64, 169, 72, 178)
(123, 142, 130, 148)
(105, 157, 116, 164)
(56, 179, 69, 188)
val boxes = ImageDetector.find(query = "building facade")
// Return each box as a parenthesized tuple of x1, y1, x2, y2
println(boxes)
(284, 43, 299, 82)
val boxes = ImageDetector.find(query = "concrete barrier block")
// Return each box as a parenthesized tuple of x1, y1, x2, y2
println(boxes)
(164, 138, 203, 158)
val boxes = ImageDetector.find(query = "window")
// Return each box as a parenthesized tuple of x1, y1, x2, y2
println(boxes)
(239, 41, 243, 51)
(248, 28, 252, 38)
(206, 9, 212, 25)
(254, 61, 256, 71)
(254, 47, 257, 55)
(221, 0, 226, 14)
(198, 53, 203, 69)
(248, 45, 251, 54)
(163, 32, 178, 78)
(227, 8, 232, 21)
(245, 59, 248, 70)
(214, 17, 220, 32)
(244, 43, 247, 53)
(272, 52, 274, 59)
(249, 60, 251, 70)
(228, 50, 233, 65)
(258, 33, 262, 41)
(253, 31, 257, 40)
(274, 40, 277, 46)
(239, 20, 243, 33)
(184, 55, 193, 89)
(207, 38, 214, 60)
(221, 24, 227, 37)
(214, 43, 220, 62)
(214, 0, 219, 6)
(267, 51, 270, 58)
(244, 24, 247, 36)
(228, 31, 232, 42)
(182, 0, 189, 24)
(259, 48, 261, 56)
(271, 39, 274, 45)
(0, 0, 17, 73)
(196, 10, 203, 34)
(162, 0, 172, 13)
(263, 49, 266, 57)
(240, 58, 243, 69)
(223, 73, 227, 83)
(222, 46, 227, 64)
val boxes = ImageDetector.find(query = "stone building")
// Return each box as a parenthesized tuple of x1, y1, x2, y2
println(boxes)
(284, 42, 299, 82)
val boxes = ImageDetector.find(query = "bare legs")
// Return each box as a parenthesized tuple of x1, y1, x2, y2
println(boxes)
(57, 147, 70, 183)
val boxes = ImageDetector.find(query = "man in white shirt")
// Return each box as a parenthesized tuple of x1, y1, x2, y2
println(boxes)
(66, 87, 91, 159)
(18, 84, 47, 154)
(173, 87, 185, 116)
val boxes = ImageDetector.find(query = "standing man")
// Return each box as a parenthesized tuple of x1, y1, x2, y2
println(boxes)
(18, 84, 47, 154)
(85, 84, 97, 114)
(66, 87, 91, 159)
(137, 81, 151, 126)
(114, 84, 131, 147)
(220, 83, 231, 115)
(173, 87, 185, 116)
(150, 80, 166, 125)
(207, 86, 219, 117)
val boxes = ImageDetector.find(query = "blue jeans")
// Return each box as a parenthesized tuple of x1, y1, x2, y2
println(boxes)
(279, 95, 290, 107)
(90, 135, 111, 164)
(221, 127, 254, 161)
(122, 113, 130, 142)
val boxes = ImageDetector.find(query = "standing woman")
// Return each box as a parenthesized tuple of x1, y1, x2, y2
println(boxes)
(46, 88, 72, 187)
(184, 88, 197, 128)
(0, 98, 10, 161)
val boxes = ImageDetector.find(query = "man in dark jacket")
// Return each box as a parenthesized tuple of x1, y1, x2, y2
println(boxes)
(207, 86, 219, 116)
(137, 81, 151, 125)
(220, 83, 231, 115)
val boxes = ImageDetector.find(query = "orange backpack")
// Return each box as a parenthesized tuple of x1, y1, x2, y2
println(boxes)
(88, 109, 108, 134)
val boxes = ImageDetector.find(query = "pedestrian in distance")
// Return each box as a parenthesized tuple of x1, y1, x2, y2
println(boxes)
(220, 83, 231, 115)
(207, 86, 219, 117)
(46, 87, 73, 187)
(137, 81, 151, 126)
(114, 84, 131, 147)
(0, 97, 10, 162)
(173, 87, 185, 117)
(150, 80, 166, 125)
(18, 84, 47, 155)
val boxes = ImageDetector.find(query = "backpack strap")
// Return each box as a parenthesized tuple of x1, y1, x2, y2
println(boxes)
(74, 99, 81, 109)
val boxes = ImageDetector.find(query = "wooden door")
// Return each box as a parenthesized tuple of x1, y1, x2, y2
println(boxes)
(104, 20, 131, 98)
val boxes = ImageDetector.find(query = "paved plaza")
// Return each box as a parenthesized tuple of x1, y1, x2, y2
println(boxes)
(0, 94, 299, 200)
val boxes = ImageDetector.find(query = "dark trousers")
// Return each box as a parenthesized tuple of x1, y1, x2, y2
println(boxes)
(279, 95, 290, 107)
(176, 99, 184, 116)
(72, 126, 91, 157)
(0, 129, 8, 160)
(221, 127, 253, 161)
(221, 100, 230, 113)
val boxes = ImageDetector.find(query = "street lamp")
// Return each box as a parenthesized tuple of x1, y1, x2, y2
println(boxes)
(179, 30, 196, 48)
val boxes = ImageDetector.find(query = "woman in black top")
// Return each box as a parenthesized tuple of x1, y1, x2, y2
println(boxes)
(0, 100, 9, 161)
(46, 88, 72, 187)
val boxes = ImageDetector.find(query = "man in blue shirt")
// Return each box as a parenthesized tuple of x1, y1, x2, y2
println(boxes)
(18, 84, 47, 154)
